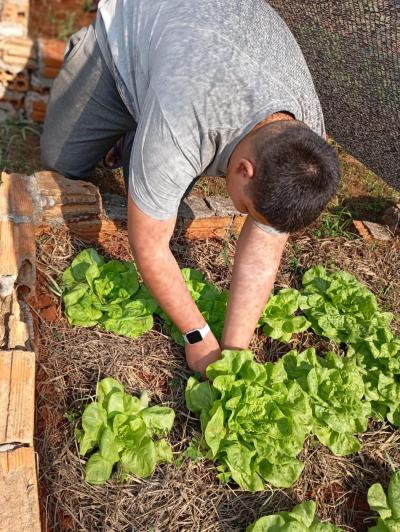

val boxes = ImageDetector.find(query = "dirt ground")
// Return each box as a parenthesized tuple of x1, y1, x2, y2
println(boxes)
(31, 219, 400, 531)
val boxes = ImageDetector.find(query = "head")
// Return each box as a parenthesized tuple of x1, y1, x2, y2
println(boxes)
(226, 118, 340, 233)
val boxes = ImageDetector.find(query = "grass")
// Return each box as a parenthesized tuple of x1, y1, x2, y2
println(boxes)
(313, 206, 354, 239)
(0, 120, 42, 174)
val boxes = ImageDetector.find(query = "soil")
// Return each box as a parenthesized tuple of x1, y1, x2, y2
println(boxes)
(29, 0, 96, 40)
(33, 225, 400, 532)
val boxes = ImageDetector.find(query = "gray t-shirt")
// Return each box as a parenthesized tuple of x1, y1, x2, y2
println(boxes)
(96, 0, 325, 220)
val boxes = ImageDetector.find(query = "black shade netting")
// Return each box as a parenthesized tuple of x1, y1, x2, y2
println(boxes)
(268, 0, 400, 189)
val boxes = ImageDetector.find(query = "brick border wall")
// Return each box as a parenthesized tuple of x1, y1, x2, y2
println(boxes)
(0, 0, 65, 122)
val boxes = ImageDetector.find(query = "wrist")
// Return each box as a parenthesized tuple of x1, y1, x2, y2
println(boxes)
(183, 323, 211, 344)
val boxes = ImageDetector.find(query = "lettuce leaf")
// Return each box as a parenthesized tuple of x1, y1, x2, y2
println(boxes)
(368, 471, 400, 530)
(62, 249, 156, 338)
(246, 501, 344, 531)
(259, 288, 311, 343)
(186, 350, 313, 491)
(77, 377, 175, 484)
(279, 349, 370, 455)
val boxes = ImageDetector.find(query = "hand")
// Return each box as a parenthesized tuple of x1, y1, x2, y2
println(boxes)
(185, 331, 221, 377)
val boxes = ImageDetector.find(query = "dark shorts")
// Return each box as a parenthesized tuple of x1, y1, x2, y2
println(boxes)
(41, 24, 136, 190)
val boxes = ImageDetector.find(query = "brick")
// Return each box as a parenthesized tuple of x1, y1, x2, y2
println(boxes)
(7, 291, 32, 350)
(0, 173, 36, 292)
(37, 38, 65, 79)
(0, 447, 41, 532)
(33, 170, 103, 222)
(103, 193, 128, 221)
(24, 90, 47, 122)
(0, 36, 36, 72)
(0, 99, 16, 121)
(183, 215, 246, 240)
(0, 350, 35, 445)
(30, 72, 53, 92)
(353, 220, 373, 242)
(178, 196, 213, 219)
(0, 0, 29, 38)
(0, 67, 29, 92)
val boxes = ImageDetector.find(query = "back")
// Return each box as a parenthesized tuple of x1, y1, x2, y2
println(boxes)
(97, 0, 325, 219)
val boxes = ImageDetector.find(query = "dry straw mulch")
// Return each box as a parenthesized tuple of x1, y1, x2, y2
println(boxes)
(33, 227, 400, 531)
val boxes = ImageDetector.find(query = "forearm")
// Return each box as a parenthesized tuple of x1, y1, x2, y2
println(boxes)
(127, 195, 205, 332)
(132, 243, 206, 332)
(221, 217, 288, 350)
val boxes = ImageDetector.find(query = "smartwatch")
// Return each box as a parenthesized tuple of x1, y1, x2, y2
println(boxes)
(183, 323, 211, 344)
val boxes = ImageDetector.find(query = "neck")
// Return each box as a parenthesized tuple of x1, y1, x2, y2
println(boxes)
(252, 111, 295, 133)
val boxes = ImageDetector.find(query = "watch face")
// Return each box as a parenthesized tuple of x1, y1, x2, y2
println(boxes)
(186, 330, 203, 344)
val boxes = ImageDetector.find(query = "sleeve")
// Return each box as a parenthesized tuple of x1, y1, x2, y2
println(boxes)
(129, 89, 199, 220)
(253, 219, 287, 236)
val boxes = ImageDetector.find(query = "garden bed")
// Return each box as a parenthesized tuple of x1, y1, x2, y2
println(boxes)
(33, 222, 400, 531)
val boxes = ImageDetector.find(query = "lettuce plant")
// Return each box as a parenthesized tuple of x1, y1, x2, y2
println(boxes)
(299, 266, 393, 346)
(259, 288, 311, 343)
(347, 336, 400, 427)
(246, 501, 343, 531)
(186, 348, 373, 490)
(77, 377, 175, 484)
(278, 349, 371, 456)
(367, 471, 400, 531)
(298, 265, 400, 427)
(62, 249, 157, 337)
(186, 350, 313, 491)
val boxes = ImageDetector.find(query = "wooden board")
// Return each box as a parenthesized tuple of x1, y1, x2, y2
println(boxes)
(0, 173, 36, 293)
(0, 172, 33, 218)
(0, 350, 35, 445)
(7, 291, 31, 349)
(0, 447, 41, 532)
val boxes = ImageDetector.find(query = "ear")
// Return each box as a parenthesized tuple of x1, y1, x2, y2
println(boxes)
(236, 158, 255, 182)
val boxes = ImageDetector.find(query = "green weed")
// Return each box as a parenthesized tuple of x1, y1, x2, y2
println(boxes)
(313, 206, 354, 239)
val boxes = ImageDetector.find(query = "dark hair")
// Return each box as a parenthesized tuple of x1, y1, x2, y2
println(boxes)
(249, 122, 340, 233)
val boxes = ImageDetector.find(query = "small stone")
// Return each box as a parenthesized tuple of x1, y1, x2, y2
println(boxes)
(178, 197, 212, 219)
(205, 195, 241, 217)
(363, 221, 393, 241)
(382, 204, 400, 235)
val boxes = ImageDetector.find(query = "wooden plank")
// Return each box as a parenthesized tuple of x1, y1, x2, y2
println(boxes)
(0, 350, 35, 445)
(7, 291, 31, 349)
(0, 172, 33, 218)
(0, 219, 18, 277)
(0, 447, 41, 532)
(0, 173, 36, 293)
(0, 294, 12, 348)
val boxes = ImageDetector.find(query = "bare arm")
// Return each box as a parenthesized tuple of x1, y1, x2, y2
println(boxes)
(128, 196, 220, 373)
(221, 216, 289, 350)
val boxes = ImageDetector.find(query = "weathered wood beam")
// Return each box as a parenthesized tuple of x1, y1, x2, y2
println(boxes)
(0, 447, 41, 532)
(0, 350, 35, 445)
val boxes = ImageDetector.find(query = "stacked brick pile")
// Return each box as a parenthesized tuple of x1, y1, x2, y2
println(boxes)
(0, 0, 65, 122)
